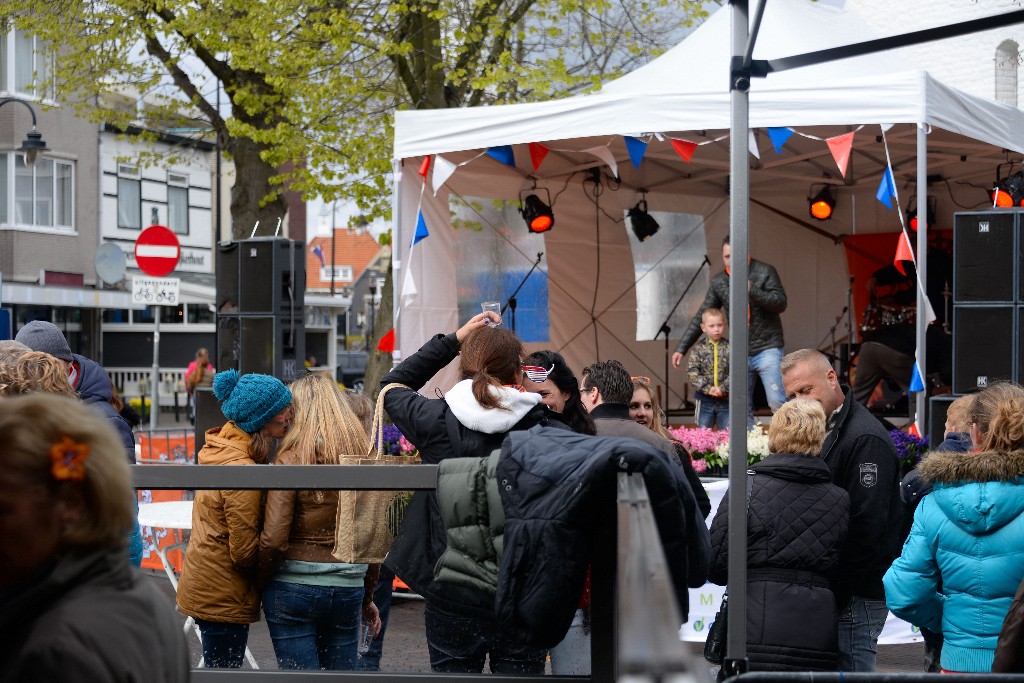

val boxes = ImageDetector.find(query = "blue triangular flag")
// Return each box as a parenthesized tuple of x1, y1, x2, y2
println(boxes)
(412, 210, 429, 246)
(875, 168, 895, 209)
(624, 136, 648, 169)
(311, 244, 325, 267)
(909, 362, 925, 393)
(766, 127, 793, 154)
(485, 146, 516, 168)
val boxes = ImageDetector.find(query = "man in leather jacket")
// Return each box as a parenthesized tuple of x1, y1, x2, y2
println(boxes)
(672, 236, 787, 427)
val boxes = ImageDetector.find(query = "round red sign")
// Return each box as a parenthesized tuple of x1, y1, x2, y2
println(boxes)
(134, 225, 181, 277)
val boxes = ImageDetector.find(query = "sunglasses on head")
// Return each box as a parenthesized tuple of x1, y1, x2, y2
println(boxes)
(522, 364, 555, 383)
(631, 375, 651, 385)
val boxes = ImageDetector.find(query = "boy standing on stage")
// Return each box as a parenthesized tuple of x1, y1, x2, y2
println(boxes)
(687, 308, 730, 430)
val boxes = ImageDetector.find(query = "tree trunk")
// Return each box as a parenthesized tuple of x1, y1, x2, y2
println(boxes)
(229, 137, 289, 240)
(364, 259, 394, 401)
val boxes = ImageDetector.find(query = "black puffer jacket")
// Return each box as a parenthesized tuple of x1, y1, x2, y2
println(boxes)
(73, 354, 136, 464)
(498, 426, 711, 648)
(675, 259, 787, 357)
(382, 332, 563, 618)
(709, 454, 849, 671)
(821, 386, 902, 605)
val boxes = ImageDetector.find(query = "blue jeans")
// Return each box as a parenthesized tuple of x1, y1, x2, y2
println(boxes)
(747, 347, 786, 427)
(263, 580, 364, 670)
(696, 392, 729, 430)
(356, 564, 394, 671)
(424, 603, 546, 674)
(195, 618, 249, 668)
(837, 596, 889, 672)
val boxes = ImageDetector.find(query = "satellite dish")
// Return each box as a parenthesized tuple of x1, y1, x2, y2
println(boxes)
(95, 242, 127, 285)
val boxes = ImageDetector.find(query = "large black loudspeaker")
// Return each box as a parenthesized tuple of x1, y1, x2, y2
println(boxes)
(216, 238, 305, 380)
(954, 211, 1016, 303)
(928, 395, 956, 445)
(952, 210, 1021, 394)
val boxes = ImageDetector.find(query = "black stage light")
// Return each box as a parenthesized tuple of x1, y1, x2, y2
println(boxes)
(628, 199, 660, 241)
(520, 193, 554, 233)
(993, 170, 1024, 207)
(808, 184, 836, 221)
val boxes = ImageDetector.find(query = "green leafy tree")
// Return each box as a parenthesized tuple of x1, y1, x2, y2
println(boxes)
(8, 0, 712, 391)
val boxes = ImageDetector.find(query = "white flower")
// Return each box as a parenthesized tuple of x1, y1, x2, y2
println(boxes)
(713, 426, 770, 464)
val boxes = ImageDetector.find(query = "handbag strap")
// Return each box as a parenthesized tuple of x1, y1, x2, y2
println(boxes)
(369, 383, 411, 460)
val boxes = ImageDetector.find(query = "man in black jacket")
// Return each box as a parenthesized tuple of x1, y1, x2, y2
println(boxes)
(671, 236, 788, 428)
(781, 349, 902, 673)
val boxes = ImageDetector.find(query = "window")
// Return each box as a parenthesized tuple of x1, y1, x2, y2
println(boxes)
(12, 30, 54, 100)
(319, 265, 353, 282)
(118, 165, 141, 230)
(995, 40, 1019, 107)
(167, 173, 189, 234)
(4, 153, 74, 228)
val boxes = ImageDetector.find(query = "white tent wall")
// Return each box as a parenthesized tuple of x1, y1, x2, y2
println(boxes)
(391, 0, 1024, 408)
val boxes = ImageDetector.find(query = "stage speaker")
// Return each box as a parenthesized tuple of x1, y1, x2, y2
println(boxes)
(215, 237, 305, 381)
(952, 305, 1014, 394)
(193, 388, 225, 459)
(927, 395, 956, 446)
(216, 238, 305, 315)
(216, 314, 305, 381)
(953, 211, 1017, 303)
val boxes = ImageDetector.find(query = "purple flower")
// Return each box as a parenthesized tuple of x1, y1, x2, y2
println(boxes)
(889, 428, 929, 468)
(379, 424, 403, 455)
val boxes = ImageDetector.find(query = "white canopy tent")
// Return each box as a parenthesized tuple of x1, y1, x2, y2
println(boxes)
(391, 0, 1024, 409)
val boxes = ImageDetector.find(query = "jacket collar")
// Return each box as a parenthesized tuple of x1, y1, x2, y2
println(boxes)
(919, 448, 1024, 485)
(445, 379, 542, 434)
(589, 402, 631, 421)
(821, 384, 853, 460)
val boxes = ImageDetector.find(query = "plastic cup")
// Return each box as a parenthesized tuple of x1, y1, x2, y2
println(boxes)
(481, 301, 502, 326)
(358, 620, 373, 654)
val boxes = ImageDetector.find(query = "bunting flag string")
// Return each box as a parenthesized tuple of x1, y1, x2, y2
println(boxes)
(766, 127, 793, 154)
(624, 136, 648, 169)
(485, 145, 516, 168)
(417, 155, 432, 181)
(528, 142, 550, 171)
(826, 132, 855, 178)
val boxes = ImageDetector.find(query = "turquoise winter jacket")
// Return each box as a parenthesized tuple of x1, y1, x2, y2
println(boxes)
(883, 449, 1024, 673)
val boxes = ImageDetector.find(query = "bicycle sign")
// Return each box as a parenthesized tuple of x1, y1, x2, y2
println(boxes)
(132, 276, 180, 306)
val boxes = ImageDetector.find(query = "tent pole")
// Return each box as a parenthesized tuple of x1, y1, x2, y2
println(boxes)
(916, 127, 928, 433)
(391, 158, 404, 357)
(725, 0, 754, 679)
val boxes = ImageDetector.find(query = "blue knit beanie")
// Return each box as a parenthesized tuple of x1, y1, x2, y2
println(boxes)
(213, 369, 293, 434)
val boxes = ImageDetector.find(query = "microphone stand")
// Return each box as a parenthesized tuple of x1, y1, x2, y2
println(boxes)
(655, 254, 711, 413)
(502, 252, 544, 334)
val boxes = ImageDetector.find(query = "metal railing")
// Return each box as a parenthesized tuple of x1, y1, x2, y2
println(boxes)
(131, 462, 701, 682)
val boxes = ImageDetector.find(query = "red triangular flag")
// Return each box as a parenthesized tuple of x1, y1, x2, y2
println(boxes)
(670, 138, 697, 163)
(894, 231, 915, 276)
(826, 132, 855, 178)
(377, 327, 395, 354)
(528, 142, 550, 171)
(908, 422, 921, 438)
(417, 156, 432, 181)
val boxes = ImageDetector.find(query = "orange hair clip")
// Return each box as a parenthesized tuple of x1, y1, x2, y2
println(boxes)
(50, 435, 89, 481)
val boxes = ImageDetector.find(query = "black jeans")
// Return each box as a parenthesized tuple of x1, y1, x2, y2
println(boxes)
(424, 602, 545, 674)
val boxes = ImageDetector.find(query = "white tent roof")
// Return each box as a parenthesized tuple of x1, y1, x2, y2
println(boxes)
(394, 0, 1024, 160)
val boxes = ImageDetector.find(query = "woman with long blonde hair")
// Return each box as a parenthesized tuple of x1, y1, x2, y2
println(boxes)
(259, 373, 381, 670)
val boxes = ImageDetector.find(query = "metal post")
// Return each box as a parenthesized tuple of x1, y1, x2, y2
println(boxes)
(915, 125, 928, 433)
(725, 0, 753, 678)
(150, 310, 160, 430)
(331, 200, 337, 297)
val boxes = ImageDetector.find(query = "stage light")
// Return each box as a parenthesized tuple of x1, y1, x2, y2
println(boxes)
(520, 194, 554, 233)
(628, 199, 660, 241)
(992, 170, 1024, 207)
(808, 184, 836, 221)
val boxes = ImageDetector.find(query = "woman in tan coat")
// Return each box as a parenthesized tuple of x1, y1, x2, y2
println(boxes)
(259, 373, 381, 670)
(176, 369, 293, 668)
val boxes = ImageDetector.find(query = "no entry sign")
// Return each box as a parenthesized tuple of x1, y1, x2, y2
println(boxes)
(135, 225, 181, 277)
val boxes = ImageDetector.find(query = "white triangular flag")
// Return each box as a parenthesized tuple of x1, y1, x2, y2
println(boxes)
(748, 130, 760, 160)
(431, 156, 457, 196)
(582, 145, 619, 179)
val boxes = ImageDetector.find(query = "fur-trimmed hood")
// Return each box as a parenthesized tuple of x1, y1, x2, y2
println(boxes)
(919, 449, 1024, 535)
(919, 449, 1024, 485)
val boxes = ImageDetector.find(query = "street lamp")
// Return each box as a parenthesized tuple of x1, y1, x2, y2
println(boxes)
(0, 97, 49, 167)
